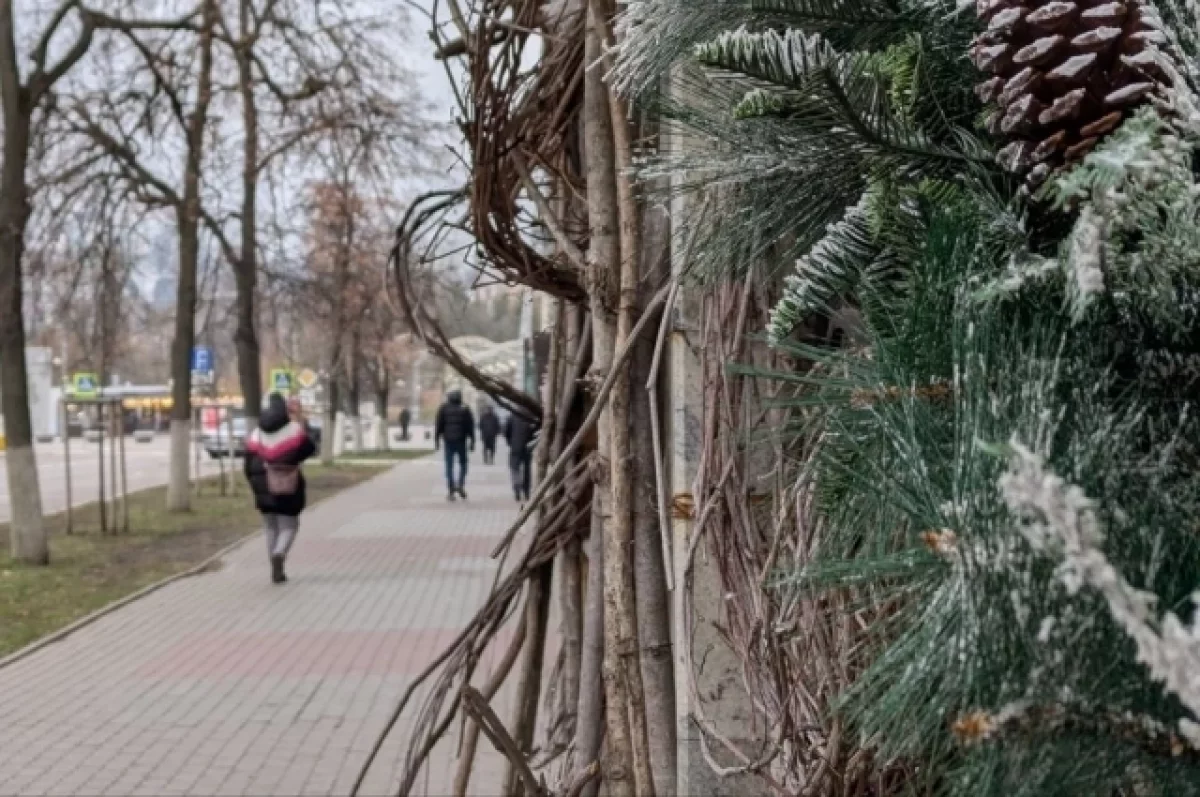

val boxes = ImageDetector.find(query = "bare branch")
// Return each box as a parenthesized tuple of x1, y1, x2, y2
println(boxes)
(30, 5, 201, 103)
(461, 687, 549, 797)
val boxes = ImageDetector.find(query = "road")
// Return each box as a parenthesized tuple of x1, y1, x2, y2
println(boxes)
(0, 425, 438, 524)
(0, 436, 228, 524)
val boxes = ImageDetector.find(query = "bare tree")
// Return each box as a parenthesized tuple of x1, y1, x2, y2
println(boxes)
(210, 0, 375, 425)
(354, 273, 403, 449)
(60, 0, 222, 511)
(302, 173, 391, 459)
(24, 173, 135, 378)
(293, 88, 436, 458)
(0, 0, 194, 561)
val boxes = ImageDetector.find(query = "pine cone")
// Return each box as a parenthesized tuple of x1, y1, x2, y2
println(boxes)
(970, 0, 1170, 186)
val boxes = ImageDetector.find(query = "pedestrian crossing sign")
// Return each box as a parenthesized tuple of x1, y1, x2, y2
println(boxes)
(72, 372, 99, 398)
(269, 368, 295, 395)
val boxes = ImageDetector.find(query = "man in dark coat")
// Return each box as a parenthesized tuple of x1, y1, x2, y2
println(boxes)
(435, 390, 475, 500)
(399, 407, 411, 441)
(244, 394, 317, 583)
(478, 405, 500, 465)
(503, 411, 537, 502)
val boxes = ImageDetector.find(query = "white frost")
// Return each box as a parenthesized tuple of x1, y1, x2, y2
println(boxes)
(1000, 441, 1200, 749)
(1065, 205, 1106, 316)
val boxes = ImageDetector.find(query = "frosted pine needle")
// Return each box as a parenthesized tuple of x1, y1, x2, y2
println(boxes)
(768, 193, 875, 345)
(1065, 206, 1106, 316)
(1000, 440, 1200, 749)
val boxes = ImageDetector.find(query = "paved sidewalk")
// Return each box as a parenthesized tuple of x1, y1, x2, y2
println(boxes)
(0, 457, 523, 796)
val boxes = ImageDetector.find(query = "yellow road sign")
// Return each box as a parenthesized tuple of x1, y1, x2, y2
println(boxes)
(296, 368, 319, 389)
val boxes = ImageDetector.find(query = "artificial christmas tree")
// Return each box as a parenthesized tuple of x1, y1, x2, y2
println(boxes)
(615, 0, 1200, 794)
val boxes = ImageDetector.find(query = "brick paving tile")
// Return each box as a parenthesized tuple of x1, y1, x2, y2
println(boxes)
(0, 457, 531, 796)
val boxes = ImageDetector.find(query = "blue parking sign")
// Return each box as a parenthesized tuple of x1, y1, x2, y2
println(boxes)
(190, 346, 213, 373)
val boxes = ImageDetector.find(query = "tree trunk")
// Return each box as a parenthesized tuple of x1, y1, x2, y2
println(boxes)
(167, 0, 216, 512)
(375, 373, 389, 451)
(234, 5, 262, 426)
(633, 317, 677, 796)
(502, 563, 553, 797)
(321, 185, 352, 466)
(557, 304, 585, 750)
(321, 375, 339, 465)
(575, 498, 606, 797)
(604, 66, 656, 797)
(0, 83, 47, 562)
(583, 2, 638, 793)
(632, 117, 678, 795)
(347, 341, 362, 451)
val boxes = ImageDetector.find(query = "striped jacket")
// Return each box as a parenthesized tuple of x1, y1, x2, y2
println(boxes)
(243, 412, 317, 516)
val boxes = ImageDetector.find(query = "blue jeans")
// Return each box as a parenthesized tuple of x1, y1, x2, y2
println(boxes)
(444, 441, 468, 490)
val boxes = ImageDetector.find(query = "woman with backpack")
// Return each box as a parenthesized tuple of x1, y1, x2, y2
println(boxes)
(244, 393, 317, 584)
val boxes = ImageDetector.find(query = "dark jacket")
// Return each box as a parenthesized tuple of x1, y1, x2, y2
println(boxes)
(435, 392, 475, 448)
(503, 412, 537, 454)
(244, 398, 317, 516)
(479, 409, 500, 444)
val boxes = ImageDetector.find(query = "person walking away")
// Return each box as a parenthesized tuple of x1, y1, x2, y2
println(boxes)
(478, 405, 500, 465)
(435, 390, 475, 500)
(244, 393, 317, 584)
(399, 407, 411, 441)
(504, 411, 537, 502)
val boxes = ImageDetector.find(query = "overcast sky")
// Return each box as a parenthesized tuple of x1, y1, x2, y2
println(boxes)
(404, 0, 467, 184)
(408, 0, 462, 126)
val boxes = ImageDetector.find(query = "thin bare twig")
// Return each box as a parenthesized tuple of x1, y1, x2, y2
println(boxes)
(462, 687, 549, 797)
(453, 613, 530, 796)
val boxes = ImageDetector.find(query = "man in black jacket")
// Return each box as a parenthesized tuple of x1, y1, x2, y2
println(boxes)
(503, 411, 537, 502)
(435, 390, 475, 500)
(478, 405, 500, 464)
(399, 407, 411, 441)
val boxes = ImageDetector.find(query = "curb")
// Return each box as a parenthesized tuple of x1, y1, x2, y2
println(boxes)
(0, 530, 259, 673)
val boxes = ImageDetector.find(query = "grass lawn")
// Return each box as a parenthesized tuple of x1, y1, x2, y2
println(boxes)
(0, 463, 383, 658)
(338, 448, 432, 461)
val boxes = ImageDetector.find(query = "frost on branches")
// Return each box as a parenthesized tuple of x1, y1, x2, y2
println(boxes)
(768, 193, 875, 344)
(1049, 108, 1200, 335)
(610, 0, 739, 97)
(1000, 440, 1200, 749)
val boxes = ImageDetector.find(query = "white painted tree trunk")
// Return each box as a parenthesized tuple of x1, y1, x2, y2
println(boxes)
(320, 406, 336, 465)
(334, 413, 346, 458)
(5, 443, 47, 563)
(167, 419, 192, 511)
